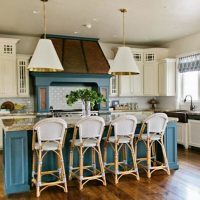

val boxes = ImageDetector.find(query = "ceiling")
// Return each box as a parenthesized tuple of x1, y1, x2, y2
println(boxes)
(1, 0, 200, 45)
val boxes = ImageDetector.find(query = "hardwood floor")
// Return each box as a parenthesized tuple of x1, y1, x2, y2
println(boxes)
(1, 146, 200, 200)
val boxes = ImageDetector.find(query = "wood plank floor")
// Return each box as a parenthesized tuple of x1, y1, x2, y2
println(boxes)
(1, 146, 200, 200)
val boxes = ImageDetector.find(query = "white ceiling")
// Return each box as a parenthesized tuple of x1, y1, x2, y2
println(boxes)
(1, 0, 200, 45)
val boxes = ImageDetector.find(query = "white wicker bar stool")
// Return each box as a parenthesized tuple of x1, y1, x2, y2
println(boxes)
(135, 113, 170, 178)
(69, 116, 106, 190)
(32, 118, 68, 197)
(103, 115, 140, 184)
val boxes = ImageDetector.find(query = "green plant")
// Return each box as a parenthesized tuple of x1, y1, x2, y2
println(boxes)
(66, 89, 106, 109)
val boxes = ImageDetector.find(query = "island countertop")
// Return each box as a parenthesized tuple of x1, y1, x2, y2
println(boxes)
(1, 114, 178, 132)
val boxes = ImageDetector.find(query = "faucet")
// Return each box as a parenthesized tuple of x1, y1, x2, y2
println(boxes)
(184, 95, 195, 111)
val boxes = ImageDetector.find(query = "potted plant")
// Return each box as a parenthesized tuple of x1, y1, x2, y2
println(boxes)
(66, 89, 106, 116)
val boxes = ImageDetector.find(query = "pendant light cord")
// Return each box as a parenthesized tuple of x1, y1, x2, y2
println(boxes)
(120, 9, 127, 46)
(123, 10, 125, 46)
(43, 0, 47, 39)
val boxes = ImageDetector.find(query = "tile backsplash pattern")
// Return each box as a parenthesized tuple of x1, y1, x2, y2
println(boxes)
(109, 96, 156, 110)
(49, 86, 91, 110)
(0, 96, 34, 112)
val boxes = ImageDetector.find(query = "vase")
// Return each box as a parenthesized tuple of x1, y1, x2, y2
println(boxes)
(82, 101, 91, 116)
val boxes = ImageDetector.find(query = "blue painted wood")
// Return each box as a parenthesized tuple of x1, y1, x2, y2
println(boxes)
(3, 131, 29, 194)
(163, 121, 179, 169)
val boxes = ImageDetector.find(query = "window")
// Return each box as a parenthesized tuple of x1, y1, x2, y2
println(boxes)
(182, 71, 199, 100)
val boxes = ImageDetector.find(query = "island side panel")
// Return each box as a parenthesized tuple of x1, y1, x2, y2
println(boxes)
(164, 121, 179, 169)
(3, 130, 30, 194)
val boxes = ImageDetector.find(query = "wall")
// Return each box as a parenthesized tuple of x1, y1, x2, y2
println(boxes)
(163, 32, 200, 57)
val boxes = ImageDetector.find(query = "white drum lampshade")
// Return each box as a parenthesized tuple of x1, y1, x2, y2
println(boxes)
(112, 46, 140, 75)
(28, 39, 63, 72)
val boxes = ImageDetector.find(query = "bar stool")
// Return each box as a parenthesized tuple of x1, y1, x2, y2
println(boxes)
(32, 118, 68, 197)
(103, 115, 139, 184)
(135, 113, 170, 178)
(69, 116, 106, 190)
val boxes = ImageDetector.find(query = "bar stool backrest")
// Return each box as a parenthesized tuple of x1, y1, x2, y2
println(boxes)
(76, 116, 105, 143)
(144, 113, 168, 136)
(33, 118, 67, 146)
(111, 115, 137, 138)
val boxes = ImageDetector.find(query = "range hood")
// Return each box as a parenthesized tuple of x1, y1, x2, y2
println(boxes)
(46, 34, 110, 74)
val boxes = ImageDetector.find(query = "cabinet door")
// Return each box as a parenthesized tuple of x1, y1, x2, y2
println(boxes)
(158, 60, 176, 96)
(188, 120, 200, 148)
(17, 56, 30, 97)
(108, 59, 118, 96)
(119, 75, 132, 96)
(177, 122, 184, 145)
(4, 131, 30, 194)
(0, 56, 17, 97)
(143, 62, 158, 96)
(132, 63, 143, 96)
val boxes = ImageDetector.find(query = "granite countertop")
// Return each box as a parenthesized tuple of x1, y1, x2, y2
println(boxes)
(1, 114, 178, 132)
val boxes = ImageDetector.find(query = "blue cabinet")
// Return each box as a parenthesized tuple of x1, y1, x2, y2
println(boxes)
(164, 121, 178, 169)
(3, 131, 29, 194)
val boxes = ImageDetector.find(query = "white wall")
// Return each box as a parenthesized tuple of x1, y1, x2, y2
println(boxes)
(162, 32, 200, 57)
(0, 34, 39, 54)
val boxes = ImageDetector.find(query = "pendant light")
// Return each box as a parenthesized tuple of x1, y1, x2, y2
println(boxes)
(111, 9, 140, 75)
(28, 0, 63, 72)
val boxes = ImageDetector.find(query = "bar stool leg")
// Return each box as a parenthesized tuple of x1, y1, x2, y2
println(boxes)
(59, 148, 68, 192)
(92, 147, 96, 175)
(123, 144, 127, 171)
(130, 142, 140, 180)
(79, 146, 83, 190)
(69, 145, 74, 181)
(32, 150, 36, 185)
(36, 149, 42, 197)
(147, 139, 151, 178)
(97, 144, 107, 186)
(114, 142, 119, 184)
(160, 137, 170, 175)
(103, 142, 107, 167)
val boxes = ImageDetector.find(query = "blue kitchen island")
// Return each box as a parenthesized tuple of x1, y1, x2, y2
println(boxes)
(2, 115, 178, 194)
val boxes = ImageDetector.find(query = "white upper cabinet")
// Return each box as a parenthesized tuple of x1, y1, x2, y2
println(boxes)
(0, 38, 19, 97)
(118, 49, 144, 97)
(158, 58, 176, 96)
(111, 48, 169, 97)
(108, 59, 118, 97)
(143, 62, 159, 96)
(17, 54, 31, 97)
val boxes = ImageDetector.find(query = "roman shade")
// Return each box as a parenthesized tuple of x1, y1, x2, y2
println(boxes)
(178, 53, 200, 73)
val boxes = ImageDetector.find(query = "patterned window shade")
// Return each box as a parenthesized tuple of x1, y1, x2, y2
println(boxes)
(178, 53, 200, 73)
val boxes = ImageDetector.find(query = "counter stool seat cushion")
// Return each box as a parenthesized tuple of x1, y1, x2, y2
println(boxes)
(34, 141, 59, 151)
(105, 136, 131, 144)
(141, 134, 161, 141)
(72, 138, 98, 147)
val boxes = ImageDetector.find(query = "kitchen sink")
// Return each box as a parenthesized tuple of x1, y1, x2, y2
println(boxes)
(163, 109, 200, 122)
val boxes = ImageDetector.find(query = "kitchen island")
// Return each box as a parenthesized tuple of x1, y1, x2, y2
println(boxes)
(2, 114, 178, 194)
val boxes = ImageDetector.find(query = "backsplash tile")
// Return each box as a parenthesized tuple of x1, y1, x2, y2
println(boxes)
(49, 86, 91, 110)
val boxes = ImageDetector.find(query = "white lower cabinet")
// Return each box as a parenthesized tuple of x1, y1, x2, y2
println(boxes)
(177, 122, 189, 149)
(188, 120, 200, 148)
